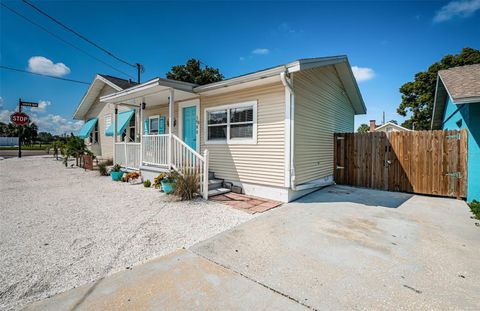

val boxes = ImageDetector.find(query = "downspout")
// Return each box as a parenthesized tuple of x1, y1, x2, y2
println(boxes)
(280, 71, 296, 190)
(281, 70, 335, 192)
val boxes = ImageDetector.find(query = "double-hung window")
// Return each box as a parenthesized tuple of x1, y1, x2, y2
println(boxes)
(205, 101, 257, 144)
(149, 116, 159, 135)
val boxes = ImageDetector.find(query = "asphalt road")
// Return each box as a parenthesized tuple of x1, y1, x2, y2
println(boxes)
(0, 150, 49, 159)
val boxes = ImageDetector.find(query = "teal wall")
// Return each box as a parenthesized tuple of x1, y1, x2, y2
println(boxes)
(441, 97, 480, 202)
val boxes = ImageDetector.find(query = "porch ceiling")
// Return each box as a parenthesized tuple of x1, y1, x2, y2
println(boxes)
(100, 78, 198, 106)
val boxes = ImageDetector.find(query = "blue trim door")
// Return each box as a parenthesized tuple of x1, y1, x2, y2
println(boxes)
(183, 106, 197, 150)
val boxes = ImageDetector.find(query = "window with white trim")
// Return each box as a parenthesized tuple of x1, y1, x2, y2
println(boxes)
(205, 101, 257, 144)
(149, 116, 159, 135)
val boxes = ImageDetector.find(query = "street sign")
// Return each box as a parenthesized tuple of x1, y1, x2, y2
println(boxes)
(10, 112, 30, 126)
(20, 101, 39, 107)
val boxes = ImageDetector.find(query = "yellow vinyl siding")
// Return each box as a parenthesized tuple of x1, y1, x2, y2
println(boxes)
(84, 85, 118, 158)
(200, 83, 285, 187)
(294, 65, 355, 185)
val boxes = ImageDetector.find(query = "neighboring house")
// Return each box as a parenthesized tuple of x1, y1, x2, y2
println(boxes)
(73, 74, 137, 158)
(76, 55, 366, 201)
(369, 120, 411, 133)
(432, 64, 480, 202)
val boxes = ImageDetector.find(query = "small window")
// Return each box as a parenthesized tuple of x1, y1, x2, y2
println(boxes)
(89, 122, 98, 144)
(205, 101, 257, 144)
(149, 116, 159, 134)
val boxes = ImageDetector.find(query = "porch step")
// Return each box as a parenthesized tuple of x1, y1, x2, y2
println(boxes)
(208, 188, 231, 197)
(208, 178, 224, 190)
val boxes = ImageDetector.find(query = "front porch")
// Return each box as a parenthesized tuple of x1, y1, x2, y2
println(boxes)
(102, 79, 211, 198)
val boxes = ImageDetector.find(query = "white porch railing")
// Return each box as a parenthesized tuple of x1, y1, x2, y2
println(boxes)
(171, 134, 209, 199)
(142, 134, 169, 167)
(115, 134, 209, 199)
(114, 142, 141, 169)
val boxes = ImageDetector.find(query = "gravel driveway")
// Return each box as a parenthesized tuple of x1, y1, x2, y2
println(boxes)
(0, 156, 254, 311)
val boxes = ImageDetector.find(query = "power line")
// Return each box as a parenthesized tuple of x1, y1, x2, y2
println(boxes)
(0, 2, 136, 80)
(0, 66, 90, 85)
(22, 0, 136, 69)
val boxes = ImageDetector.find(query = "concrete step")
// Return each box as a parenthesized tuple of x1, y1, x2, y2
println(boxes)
(208, 188, 231, 197)
(208, 178, 224, 190)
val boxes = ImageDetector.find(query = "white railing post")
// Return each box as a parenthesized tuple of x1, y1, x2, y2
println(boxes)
(168, 88, 174, 169)
(139, 104, 144, 167)
(203, 149, 209, 199)
(113, 105, 118, 164)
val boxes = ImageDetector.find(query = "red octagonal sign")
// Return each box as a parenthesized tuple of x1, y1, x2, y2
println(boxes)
(10, 112, 30, 126)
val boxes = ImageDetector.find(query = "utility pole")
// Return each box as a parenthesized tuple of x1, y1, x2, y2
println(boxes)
(136, 63, 144, 83)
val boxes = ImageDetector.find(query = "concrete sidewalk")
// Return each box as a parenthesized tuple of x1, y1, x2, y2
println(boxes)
(23, 249, 304, 311)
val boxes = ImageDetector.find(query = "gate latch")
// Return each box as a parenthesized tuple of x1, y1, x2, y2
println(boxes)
(445, 172, 461, 178)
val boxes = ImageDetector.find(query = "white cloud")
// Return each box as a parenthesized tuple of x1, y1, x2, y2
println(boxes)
(30, 113, 84, 135)
(433, 0, 480, 22)
(239, 56, 245, 61)
(351, 66, 375, 83)
(0, 109, 14, 124)
(30, 100, 51, 113)
(279, 22, 296, 33)
(28, 56, 71, 77)
(252, 48, 270, 55)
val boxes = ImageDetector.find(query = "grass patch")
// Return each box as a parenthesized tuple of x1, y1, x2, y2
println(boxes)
(468, 200, 480, 220)
(0, 144, 51, 150)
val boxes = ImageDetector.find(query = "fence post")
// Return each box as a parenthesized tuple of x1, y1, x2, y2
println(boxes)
(203, 149, 209, 200)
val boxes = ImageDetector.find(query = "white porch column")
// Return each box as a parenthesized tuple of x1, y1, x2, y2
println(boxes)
(168, 88, 174, 167)
(139, 102, 144, 167)
(113, 104, 118, 164)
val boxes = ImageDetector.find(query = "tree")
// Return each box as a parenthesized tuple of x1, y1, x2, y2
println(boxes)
(357, 123, 370, 133)
(166, 58, 224, 85)
(397, 47, 480, 130)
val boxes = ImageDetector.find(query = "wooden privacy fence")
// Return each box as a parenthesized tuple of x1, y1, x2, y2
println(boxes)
(334, 129, 468, 198)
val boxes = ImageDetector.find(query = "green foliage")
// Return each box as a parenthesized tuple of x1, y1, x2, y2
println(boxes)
(397, 47, 480, 130)
(174, 170, 199, 200)
(468, 200, 480, 220)
(143, 179, 151, 188)
(0, 121, 38, 144)
(61, 135, 92, 167)
(153, 173, 167, 189)
(357, 123, 370, 133)
(166, 58, 224, 85)
(111, 164, 122, 172)
(98, 162, 109, 176)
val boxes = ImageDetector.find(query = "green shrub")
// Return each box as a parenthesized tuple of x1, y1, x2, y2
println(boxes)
(468, 200, 480, 220)
(143, 179, 151, 188)
(98, 162, 109, 176)
(153, 173, 167, 189)
(111, 164, 122, 172)
(174, 170, 198, 200)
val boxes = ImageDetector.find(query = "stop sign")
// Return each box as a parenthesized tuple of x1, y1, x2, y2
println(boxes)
(10, 112, 30, 126)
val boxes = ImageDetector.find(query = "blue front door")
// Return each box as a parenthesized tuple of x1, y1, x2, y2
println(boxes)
(183, 106, 197, 150)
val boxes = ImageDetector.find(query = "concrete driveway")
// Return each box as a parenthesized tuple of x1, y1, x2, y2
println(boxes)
(24, 186, 480, 310)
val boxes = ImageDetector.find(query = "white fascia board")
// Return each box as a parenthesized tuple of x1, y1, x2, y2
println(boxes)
(452, 96, 480, 104)
(73, 75, 107, 120)
(100, 78, 161, 103)
(376, 122, 411, 132)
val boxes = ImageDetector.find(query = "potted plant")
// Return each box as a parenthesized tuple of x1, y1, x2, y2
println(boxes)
(110, 164, 124, 181)
(160, 171, 178, 194)
(154, 173, 167, 190)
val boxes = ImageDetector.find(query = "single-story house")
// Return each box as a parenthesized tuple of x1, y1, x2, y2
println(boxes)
(73, 74, 137, 158)
(75, 55, 366, 201)
(432, 63, 480, 202)
(369, 120, 411, 133)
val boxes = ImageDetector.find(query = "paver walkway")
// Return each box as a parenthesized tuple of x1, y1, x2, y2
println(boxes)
(210, 192, 282, 214)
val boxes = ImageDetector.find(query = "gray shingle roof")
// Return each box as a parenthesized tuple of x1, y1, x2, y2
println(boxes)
(99, 74, 138, 90)
(438, 64, 480, 103)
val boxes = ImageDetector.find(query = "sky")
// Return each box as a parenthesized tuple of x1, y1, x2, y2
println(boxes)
(0, 0, 479, 134)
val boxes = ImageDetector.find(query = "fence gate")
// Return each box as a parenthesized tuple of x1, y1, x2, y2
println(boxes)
(334, 129, 468, 198)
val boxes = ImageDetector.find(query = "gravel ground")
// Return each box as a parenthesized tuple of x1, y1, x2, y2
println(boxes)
(0, 156, 255, 311)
